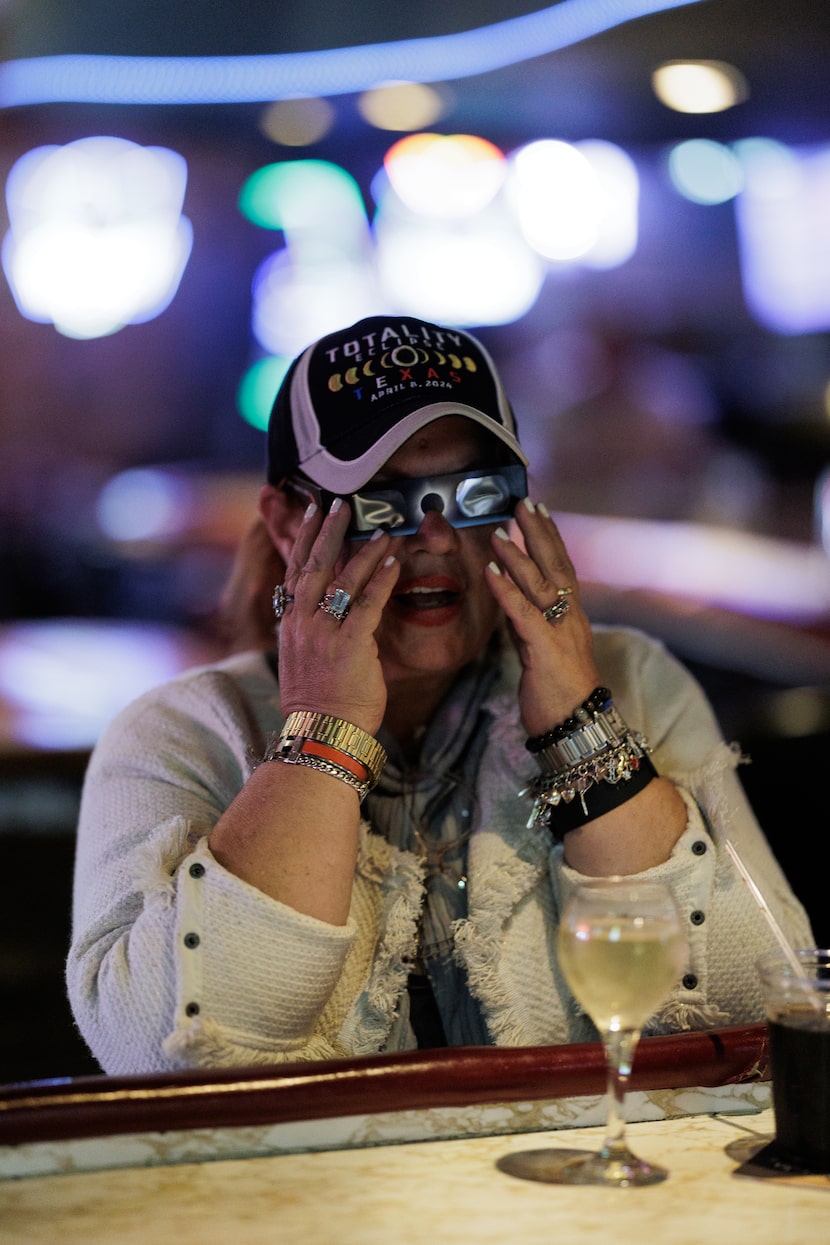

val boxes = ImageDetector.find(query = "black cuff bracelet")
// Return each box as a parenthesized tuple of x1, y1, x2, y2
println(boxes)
(546, 755, 658, 842)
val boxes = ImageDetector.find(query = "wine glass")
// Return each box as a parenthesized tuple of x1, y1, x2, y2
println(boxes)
(552, 878, 687, 1186)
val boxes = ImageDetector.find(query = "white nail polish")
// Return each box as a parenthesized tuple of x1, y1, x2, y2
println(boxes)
(488, 561, 503, 576)
(538, 501, 551, 519)
(522, 497, 536, 514)
(330, 497, 342, 514)
(370, 527, 385, 541)
(494, 526, 510, 541)
(384, 555, 397, 567)
(304, 502, 318, 521)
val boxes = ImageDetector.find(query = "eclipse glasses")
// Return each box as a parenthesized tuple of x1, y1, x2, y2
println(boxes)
(289, 464, 528, 540)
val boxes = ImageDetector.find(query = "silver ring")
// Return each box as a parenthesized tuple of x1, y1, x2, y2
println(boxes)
(542, 586, 573, 625)
(318, 587, 352, 623)
(272, 583, 294, 620)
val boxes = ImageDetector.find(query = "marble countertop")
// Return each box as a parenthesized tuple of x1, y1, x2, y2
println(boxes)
(1, 1079, 770, 1181)
(2, 1108, 827, 1245)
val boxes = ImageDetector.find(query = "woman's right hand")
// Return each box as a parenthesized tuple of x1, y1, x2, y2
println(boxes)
(276, 500, 400, 734)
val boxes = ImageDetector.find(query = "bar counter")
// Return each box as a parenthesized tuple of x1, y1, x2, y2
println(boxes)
(3, 1106, 828, 1245)
(2, 1024, 827, 1241)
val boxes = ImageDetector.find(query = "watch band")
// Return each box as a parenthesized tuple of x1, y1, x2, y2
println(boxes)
(277, 711, 387, 787)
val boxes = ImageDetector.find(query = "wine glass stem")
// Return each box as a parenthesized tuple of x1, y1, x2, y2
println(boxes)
(600, 1028, 640, 1158)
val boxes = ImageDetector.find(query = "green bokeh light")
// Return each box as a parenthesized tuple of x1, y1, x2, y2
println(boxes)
(238, 160, 363, 230)
(237, 355, 291, 431)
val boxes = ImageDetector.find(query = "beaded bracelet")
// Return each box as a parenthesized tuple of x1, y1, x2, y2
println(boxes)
(526, 687, 613, 754)
(533, 700, 634, 777)
(521, 686, 657, 841)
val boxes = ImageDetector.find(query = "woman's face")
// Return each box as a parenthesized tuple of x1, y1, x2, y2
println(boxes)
(361, 416, 506, 692)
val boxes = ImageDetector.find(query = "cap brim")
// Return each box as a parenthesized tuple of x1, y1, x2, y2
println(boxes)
(299, 400, 527, 493)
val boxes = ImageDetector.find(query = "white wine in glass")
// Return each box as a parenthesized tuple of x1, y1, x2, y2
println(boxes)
(555, 878, 686, 1187)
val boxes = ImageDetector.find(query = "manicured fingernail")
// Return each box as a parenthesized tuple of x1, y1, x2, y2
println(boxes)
(487, 561, 503, 576)
(330, 497, 342, 514)
(370, 528, 385, 541)
(304, 502, 318, 521)
(384, 555, 397, 567)
(522, 497, 536, 514)
(494, 526, 510, 542)
(538, 501, 551, 519)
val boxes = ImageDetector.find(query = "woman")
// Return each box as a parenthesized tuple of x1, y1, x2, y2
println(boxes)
(68, 315, 812, 1073)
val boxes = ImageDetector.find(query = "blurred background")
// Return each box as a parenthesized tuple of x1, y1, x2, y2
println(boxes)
(1, 0, 829, 1081)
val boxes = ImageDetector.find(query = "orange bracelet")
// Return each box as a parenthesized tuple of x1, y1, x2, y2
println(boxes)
(265, 713, 387, 798)
(299, 738, 370, 782)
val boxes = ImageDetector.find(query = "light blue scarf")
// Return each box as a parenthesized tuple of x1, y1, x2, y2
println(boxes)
(367, 647, 505, 1046)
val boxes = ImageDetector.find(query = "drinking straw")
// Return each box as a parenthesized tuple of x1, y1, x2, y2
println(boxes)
(724, 839, 807, 978)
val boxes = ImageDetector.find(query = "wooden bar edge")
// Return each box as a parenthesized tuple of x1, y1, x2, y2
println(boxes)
(0, 1024, 768, 1146)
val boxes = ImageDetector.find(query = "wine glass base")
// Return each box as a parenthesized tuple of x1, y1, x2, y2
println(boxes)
(558, 1149, 669, 1187)
(498, 1147, 668, 1187)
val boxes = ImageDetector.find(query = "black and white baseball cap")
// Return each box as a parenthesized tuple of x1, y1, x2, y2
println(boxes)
(266, 315, 527, 493)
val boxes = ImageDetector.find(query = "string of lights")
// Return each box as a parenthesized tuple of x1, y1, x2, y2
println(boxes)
(0, 0, 705, 107)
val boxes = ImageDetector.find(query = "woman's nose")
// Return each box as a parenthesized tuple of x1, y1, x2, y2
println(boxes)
(404, 508, 460, 552)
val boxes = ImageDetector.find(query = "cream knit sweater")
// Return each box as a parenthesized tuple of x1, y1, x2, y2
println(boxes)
(67, 626, 813, 1075)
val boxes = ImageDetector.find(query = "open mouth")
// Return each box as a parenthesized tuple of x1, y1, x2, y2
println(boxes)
(390, 576, 464, 624)
(394, 585, 460, 611)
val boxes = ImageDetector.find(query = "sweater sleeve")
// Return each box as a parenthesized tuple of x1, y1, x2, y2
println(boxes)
(553, 628, 815, 1031)
(66, 668, 356, 1075)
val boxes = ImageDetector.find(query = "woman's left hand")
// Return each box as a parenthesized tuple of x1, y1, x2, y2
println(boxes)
(484, 499, 601, 737)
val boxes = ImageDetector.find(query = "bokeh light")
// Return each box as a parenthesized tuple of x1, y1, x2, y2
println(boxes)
(573, 140, 639, 267)
(508, 139, 602, 261)
(237, 355, 293, 431)
(374, 199, 543, 326)
(357, 81, 448, 131)
(652, 60, 749, 114)
(96, 468, 193, 542)
(668, 139, 744, 204)
(0, 620, 217, 749)
(258, 96, 336, 146)
(1, 136, 192, 339)
(733, 139, 830, 334)
(238, 159, 366, 238)
(240, 159, 382, 356)
(506, 139, 638, 266)
(382, 133, 506, 219)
